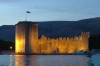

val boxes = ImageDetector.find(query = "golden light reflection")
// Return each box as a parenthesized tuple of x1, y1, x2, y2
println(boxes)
(15, 55, 38, 66)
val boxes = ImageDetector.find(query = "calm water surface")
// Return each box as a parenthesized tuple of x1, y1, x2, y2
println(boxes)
(0, 55, 88, 66)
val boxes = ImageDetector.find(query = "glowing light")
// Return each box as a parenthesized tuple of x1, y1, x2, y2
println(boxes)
(16, 39, 25, 53)
(10, 46, 12, 50)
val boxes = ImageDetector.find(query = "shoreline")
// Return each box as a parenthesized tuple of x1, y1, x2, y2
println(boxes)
(0, 52, 86, 55)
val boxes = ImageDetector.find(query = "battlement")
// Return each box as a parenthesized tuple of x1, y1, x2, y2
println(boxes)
(38, 32, 89, 53)
(81, 32, 90, 38)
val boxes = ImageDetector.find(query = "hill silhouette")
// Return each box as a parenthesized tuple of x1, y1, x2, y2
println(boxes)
(0, 17, 100, 41)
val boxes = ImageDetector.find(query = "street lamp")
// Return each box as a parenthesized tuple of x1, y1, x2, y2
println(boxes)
(10, 46, 12, 50)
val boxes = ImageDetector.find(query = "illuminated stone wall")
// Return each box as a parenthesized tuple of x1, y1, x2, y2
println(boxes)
(15, 21, 89, 54)
(29, 23, 38, 53)
(38, 32, 90, 53)
(15, 23, 25, 53)
(15, 21, 38, 54)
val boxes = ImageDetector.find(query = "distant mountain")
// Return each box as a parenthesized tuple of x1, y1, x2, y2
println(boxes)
(0, 25, 15, 41)
(0, 17, 100, 41)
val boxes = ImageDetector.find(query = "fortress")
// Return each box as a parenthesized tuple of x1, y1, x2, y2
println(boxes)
(15, 21, 90, 54)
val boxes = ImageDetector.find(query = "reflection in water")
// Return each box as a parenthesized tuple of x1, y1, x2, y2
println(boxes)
(15, 55, 88, 66)
(0, 55, 89, 66)
(15, 55, 38, 66)
(10, 55, 14, 66)
(0, 55, 14, 66)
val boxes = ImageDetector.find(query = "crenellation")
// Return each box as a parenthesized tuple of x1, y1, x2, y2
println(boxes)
(37, 33, 89, 53)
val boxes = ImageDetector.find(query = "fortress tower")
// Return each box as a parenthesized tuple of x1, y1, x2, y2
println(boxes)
(15, 21, 38, 54)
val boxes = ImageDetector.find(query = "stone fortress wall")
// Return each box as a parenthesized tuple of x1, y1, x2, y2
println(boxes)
(15, 21, 90, 54)
(38, 32, 90, 53)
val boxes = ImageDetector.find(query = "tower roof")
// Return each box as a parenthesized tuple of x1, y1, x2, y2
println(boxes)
(16, 21, 38, 25)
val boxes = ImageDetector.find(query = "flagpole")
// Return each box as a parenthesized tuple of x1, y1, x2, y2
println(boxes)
(25, 12, 27, 21)
(25, 11, 31, 21)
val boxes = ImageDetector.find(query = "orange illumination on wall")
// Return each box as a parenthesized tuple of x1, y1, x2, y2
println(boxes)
(15, 23, 26, 53)
(38, 32, 90, 53)
(15, 22, 90, 54)
(16, 39, 25, 53)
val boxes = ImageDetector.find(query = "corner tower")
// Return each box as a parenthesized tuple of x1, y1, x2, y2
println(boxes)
(15, 21, 38, 54)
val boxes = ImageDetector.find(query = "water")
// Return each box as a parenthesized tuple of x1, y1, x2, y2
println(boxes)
(0, 55, 88, 66)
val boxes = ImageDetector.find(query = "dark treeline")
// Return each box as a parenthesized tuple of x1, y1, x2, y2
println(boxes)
(0, 39, 15, 50)
(89, 35, 100, 50)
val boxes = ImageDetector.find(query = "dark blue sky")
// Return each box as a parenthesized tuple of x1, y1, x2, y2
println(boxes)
(0, 0, 100, 25)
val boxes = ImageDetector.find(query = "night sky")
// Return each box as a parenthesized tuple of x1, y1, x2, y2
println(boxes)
(0, 0, 100, 25)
